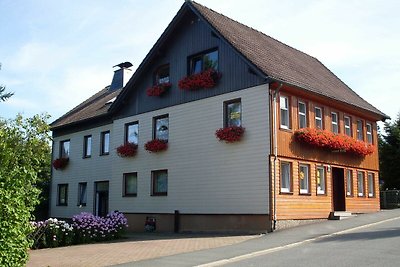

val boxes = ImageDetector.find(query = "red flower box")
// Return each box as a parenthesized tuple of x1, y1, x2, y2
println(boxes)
(215, 126, 245, 143)
(52, 157, 69, 170)
(146, 82, 172, 97)
(144, 139, 168, 153)
(178, 69, 221, 90)
(294, 128, 375, 156)
(116, 142, 138, 157)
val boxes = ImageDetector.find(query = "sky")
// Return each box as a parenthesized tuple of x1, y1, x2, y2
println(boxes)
(1, 0, 399, 125)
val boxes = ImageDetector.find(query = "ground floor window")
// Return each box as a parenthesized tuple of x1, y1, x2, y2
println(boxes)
(299, 164, 310, 194)
(357, 171, 365, 197)
(124, 172, 138, 197)
(316, 166, 325, 195)
(368, 173, 375, 197)
(78, 182, 87, 206)
(57, 184, 68, 206)
(152, 170, 168, 196)
(346, 170, 353, 197)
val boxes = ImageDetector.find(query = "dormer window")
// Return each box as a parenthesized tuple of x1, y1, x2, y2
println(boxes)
(189, 49, 218, 75)
(155, 65, 170, 84)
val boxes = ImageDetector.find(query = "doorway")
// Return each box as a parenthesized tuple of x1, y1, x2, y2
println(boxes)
(95, 181, 109, 217)
(332, 167, 345, 211)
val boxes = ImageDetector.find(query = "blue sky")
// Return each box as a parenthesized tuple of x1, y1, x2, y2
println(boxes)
(1, 0, 399, 124)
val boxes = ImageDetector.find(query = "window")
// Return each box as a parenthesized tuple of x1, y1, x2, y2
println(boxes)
(344, 116, 352, 136)
(298, 101, 307, 129)
(101, 131, 110, 155)
(83, 135, 92, 158)
(155, 64, 170, 84)
(280, 162, 292, 193)
(299, 164, 310, 194)
(315, 107, 323, 129)
(224, 99, 241, 127)
(190, 49, 218, 74)
(357, 171, 365, 197)
(368, 173, 375, 197)
(154, 115, 169, 141)
(57, 184, 68, 206)
(60, 140, 70, 158)
(123, 173, 138, 197)
(151, 170, 168, 196)
(331, 112, 338, 134)
(78, 182, 87, 206)
(346, 170, 353, 196)
(316, 166, 325, 195)
(280, 96, 290, 129)
(366, 123, 373, 144)
(125, 122, 139, 144)
(357, 120, 363, 141)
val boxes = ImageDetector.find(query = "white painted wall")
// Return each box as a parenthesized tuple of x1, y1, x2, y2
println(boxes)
(51, 84, 271, 218)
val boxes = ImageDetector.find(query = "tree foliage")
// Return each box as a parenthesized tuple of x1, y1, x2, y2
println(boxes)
(0, 63, 14, 101)
(0, 114, 51, 266)
(379, 113, 400, 189)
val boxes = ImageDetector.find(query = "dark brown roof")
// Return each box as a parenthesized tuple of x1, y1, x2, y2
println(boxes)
(50, 87, 121, 129)
(191, 1, 387, 119)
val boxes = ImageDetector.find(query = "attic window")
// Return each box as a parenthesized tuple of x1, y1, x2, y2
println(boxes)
(106, 97, 116, 105)
(189, 49, 218, 75)
(155, 65, 170, 85)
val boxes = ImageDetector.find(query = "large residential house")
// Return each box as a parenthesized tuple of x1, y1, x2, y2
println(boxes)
(50, 1, 388, 233)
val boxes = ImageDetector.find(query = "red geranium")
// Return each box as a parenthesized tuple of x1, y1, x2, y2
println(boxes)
(52, 157, 69, 170)
(294, 128, 375, 156)
(144, 139, 168, 152)
(116, 142, 138, 157)
(146, 82, 172, 97)
(215, 126, 245, 143)
(178, 69, 221, 90)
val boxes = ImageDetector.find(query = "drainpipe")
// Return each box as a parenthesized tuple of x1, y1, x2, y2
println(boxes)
(272, 82, 283, 231)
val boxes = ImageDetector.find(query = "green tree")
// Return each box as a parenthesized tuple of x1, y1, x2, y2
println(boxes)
(379, 113, 400, 189)
(0, 114, 51, 266)
(0, 63, 14, 101)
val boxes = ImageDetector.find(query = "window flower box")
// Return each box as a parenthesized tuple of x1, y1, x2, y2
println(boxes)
(146, 82, 172, 97)
(52, 157, 69, 170)
(215, 126, 245, 143)
(178, 69, 221, 90)
(294, 128, 374, 156)
(116, 142, 138, 157)
(144, 139, 168, 153)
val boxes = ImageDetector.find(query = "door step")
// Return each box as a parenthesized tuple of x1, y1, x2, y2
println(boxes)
(329, 211, 356, 220)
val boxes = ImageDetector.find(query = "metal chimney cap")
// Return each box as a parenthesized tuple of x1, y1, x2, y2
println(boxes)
(113, 62, 133, 69)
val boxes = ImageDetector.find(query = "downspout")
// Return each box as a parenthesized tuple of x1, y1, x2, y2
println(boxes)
(272, 82, 283, 231)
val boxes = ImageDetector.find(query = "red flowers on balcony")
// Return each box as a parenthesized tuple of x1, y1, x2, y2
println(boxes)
(52, 158, 69, 170)
(144, 139, 168, 153)
(116, 142, 138, 157)
(178, 69, 221, 90)
(146, 82, 172, 97)
(215, 126, 245, 143)
(294, 128, 375, 156)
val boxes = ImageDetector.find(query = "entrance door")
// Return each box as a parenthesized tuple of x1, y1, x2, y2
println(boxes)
(332, 168, 345, 211)
(95, 181, 109, 217)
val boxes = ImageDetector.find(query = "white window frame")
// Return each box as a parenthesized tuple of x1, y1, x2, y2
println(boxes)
(357, 120, 363, 141)
(299, 164, 310, 194)
(316, 166, 325, 195)
(315, 107, 323, 129)
(280, 162, 291, 193)
(346, 170, 353, 196)
(280, 96, 290, 129)
(357, 171, 365, 197)
(344, 116, 352, 136)
(368, 173, 375, 197)
(366, 123, 373, 144)
(298, 101, 307, 129)
(331, 112, 338, 134)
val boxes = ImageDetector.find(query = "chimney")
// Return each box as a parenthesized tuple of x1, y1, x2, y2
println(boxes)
(109, 62, 133, 91)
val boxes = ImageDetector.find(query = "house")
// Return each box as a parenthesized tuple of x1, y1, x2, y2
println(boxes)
(49, 1, 388, 233)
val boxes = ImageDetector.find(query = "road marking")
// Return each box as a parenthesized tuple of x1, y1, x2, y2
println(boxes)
(196, 216, 400, 267)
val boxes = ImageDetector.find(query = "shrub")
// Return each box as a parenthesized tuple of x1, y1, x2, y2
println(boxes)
(30, 219, 74, 249)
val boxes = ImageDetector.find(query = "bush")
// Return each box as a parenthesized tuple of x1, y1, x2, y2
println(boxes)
(30, 219, 74, 249)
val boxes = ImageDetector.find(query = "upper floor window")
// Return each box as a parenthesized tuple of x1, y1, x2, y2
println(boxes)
(298, 101, 307, 129)
(357, 171, 365, 197)
(316, 166, 326, 195)
(190, 49, 218, 75)
(151, 170, 168, 196)
(154, 115, 169, 141)
(60, 140, 70, 158)
(315, 107, 323, 129)
(299, 164, 310, 194)
(83, 135, 92, 158)
(357, 120, 363, 141)
(346, 170, 353, 197)
(331, 112, 338, 134)
(123, 172, 138, 197)
(125, 122, 139, 144)
(57, 184, 68, 206)
(78, 182, 87, 206)
(280, 161, 292, 193)
(368, 173, 375, 197)
(225, 99, 241, 127)
(280, 96, 290, 129)
(155, 64, 170, 84)
(344, 116, 352, 136)
(101, 131, 110, 155)
(366, 123, 373, 144)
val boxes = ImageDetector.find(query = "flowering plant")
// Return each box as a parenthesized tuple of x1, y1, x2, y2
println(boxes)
(116, 142, 138, 157)
(144, 139, 168, 152)
(215, 126, 245, 143)
(52, 157, 69, 170)
(178, 69, 221, 90)
(146, 82, 172, 97)
(29, 218, 74, 249)
(294, 128, 375, 156)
